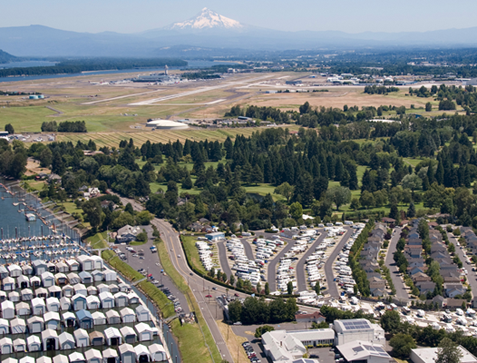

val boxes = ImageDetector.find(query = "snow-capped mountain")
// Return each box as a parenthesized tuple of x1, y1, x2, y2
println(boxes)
(168, 8, 243, 30)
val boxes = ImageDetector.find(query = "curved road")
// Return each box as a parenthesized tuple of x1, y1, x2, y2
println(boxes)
(217, 241, 233, 278)
(295, 232, 328, 292)
(267, 238, 296, 292)
(241, 240, 255, 261)
(324, 227, 353, 298)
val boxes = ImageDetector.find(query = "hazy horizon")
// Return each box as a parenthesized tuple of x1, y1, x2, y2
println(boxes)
(1, 0, 477, 34)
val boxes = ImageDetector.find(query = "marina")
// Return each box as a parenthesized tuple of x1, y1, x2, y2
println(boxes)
(0, 180, 177, 363)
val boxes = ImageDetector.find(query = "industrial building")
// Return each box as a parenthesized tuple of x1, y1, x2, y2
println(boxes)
(411, 346, 477, 363)
(333, 319, 385, 346)
(262, 329, 334, 362)
(336, 341, 392, 363)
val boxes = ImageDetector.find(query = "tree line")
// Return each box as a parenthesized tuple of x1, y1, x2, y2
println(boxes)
(41, 121, 87, 132)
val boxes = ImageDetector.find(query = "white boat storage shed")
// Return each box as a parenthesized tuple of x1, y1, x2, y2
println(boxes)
(118, 343, 136, 363)
(99, 291, 115, 308)
(136, 305, 150, 322)
(53, 355, 69, 363)
(74, 328, 90, 347)
(104, 327, 122, 346)
(69, 352, 86, 363)
(59, 331, 75, 350)
(1, 300, 14, 319)
(31, 297, 46, 315)
(149, 343, 167, 362)
(134, 344, 152, 363)
(0, 336, 13, 354)
(135, 323, 154, 341)
(27, 335, 41, 352)
(85, 348, 102, 363)
(102, 348, 119, 363)
(11, 317, 27, 334)
(42, 329, 59, 351)
(27, 316, 44, 333)
(0, 318, 9, 334)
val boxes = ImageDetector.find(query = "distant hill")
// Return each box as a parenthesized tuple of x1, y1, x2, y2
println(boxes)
(1, 10, 477, 57)
(0, 49, 18, 63)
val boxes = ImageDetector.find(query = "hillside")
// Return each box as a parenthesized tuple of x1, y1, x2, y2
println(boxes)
(0, 49, 17, 64)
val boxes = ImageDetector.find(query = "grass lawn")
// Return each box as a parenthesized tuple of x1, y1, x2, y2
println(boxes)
(86, 231, 110, 249)
(101, 250, 144, 282)
(216, 321, 250, 363)
(155, 239, 222, 363)
(137, 280, 175, 319)
(181, 235, 207, 274)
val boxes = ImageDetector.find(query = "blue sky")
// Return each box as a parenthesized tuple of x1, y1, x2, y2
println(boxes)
(1, 0, 476, 34)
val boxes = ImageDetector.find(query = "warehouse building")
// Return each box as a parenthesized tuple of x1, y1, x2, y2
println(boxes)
(333, 319, 385, 346)
(262, 329, 334, 362)
(337, 341, 392, 363)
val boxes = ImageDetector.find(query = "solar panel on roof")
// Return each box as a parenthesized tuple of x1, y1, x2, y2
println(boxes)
(364, 345, 374, 351)
(375, 347, 386, 353)
(352, 346, 364, 353)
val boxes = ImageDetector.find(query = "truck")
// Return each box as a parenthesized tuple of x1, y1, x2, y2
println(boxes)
(150, 246, 157, 253)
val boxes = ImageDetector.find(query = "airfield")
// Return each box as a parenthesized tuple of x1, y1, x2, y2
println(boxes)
(0, 69, 458, 147)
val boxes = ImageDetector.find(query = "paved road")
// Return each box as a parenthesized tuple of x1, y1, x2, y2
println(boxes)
(217, 241, 233, 278)
(385, 227, 409, 303)
(267, 239, 296, 292)
(324, 228, 353, 298)
(241, 239, 255, 261)
(448, 231, 477, 295)
(295, 232, 328, 292)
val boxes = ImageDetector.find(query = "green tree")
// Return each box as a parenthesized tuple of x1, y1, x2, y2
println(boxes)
(254, 325, 274, 338)
(264, 282, 270, 295)
(182, 175, 193, 190)
(350, 197, 360, 211)
(274, 182, 294, 203)
(287, 281, 294, 295)
(326, 186, 351, 210)
(436, 337, 463, 363)
(390, 333, 417, 359)
(4, 124, 14, 134)
(425, 102, 432, 112)
(229, 274, 235, 286)
(82, 198, 104, 231)
(380, 310, 401, 333)
(407, 201, 416, 218)
(314, 281, 321, 294)
(289, 202, 303, 221)
(228, 300, 242, 323)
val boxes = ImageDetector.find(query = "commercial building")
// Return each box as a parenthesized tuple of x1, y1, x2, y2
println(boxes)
(262, 329, 334, 362)
(411, 346, 477, 363)
(205, 232, 225, 241)
(333, 319, 385, 346)
(337, 340, 392, 363)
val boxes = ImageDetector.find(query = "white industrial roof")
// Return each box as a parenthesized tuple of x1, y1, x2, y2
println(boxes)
(52, 355, 69, 363)
(104, 327, 121, 339)
(36, 357, 52, 363)
(412, 346, 477, 363)
(69, 352, 85, 363)
(102, 348, 118, 358)
(337, 341, 391, 362)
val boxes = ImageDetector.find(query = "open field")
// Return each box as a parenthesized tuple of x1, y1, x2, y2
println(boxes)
(0, 69, 459, 144)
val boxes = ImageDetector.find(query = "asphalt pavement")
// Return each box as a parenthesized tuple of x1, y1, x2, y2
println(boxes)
(448, 231, 477, 294)
(385, 227, 409, 303)
(295, 232, 327, 292)
(324, 227, 353, 298)
(241, 239, 255, 261)
(217, 241, 233, 278)
(267, 238, 296, 292)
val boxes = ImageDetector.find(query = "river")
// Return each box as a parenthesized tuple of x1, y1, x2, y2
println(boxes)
(0, 60, 239, 83)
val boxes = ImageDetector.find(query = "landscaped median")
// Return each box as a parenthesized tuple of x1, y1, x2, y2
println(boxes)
(155, 239, 222, 363)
